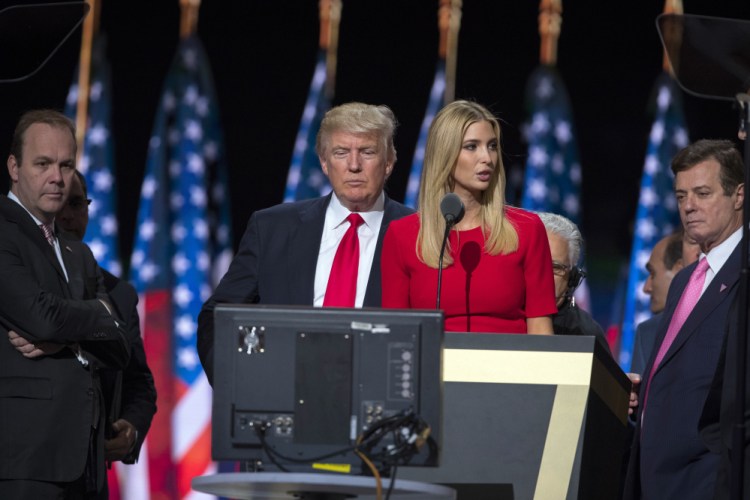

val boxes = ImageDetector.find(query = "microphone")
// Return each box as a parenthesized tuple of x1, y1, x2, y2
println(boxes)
(440, 192, 465, 226)
(437, 193, 465, 309)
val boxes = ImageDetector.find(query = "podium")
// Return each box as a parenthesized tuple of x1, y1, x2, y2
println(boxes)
(399, 333, 631, 500)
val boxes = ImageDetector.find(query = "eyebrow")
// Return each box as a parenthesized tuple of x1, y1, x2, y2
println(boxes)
(32, 155, 75, 165)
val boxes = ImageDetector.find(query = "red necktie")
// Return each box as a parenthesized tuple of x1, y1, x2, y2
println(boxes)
(40, 223, 55, 246)
(642, 257, 710, 412)
(323, 213, 365, 307)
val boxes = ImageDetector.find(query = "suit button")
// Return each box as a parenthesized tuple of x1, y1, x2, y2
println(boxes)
(87, 388, 94, 396)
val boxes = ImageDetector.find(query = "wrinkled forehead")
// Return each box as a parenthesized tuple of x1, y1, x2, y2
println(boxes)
(675, 159, 722, 190)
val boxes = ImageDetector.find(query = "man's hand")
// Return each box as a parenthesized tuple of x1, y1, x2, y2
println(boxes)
(105, 419, 137, 461)
(626, 373, 641, 416)
(8, 330, 64, 358)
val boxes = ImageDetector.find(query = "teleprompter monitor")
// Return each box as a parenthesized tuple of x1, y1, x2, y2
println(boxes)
(211, 305, 444, 475)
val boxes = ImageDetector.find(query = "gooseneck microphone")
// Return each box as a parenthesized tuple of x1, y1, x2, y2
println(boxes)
(437, 193, 465, 309)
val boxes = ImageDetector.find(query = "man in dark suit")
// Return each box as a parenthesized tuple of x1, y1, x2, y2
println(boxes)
(0, 110, 129, 498)
(631, 231, 694, 375)
(197, 102, 413, 384)
(57, 170, 157, 475)
(624, 139, 745, 499)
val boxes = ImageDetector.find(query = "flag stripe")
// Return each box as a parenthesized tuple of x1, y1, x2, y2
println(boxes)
(130, 35, 232, 499)
(172, 374, 213, 461)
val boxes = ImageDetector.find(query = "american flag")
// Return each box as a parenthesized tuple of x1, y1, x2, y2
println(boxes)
(65, 35, 121, 277)
(284, 51, 332, 202)
(619, 73, 687, 370)
(404, 60, 446, 209)
(521, 65, 582, 224)
(521, 65, 592, 312)
(128, 35, 232, 500)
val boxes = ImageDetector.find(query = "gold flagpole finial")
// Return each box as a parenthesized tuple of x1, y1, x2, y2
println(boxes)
(440, 0, 462, 104)
(320, 0, 342, 99)
(539, 0, 562, 66)
(75, 0, 99, 163)
(661, 0, 683, 74)
(180, 0, 201, 39)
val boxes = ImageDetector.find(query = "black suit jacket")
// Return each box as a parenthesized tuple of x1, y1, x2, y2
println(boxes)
(0, 195, 128, 490)
(101, 270, 157, 464)
(699, 274, 750, 499)
(197, 194, 413, 384)
(623, 244, 742, 500)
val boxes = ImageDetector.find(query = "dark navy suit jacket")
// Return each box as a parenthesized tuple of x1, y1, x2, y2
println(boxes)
(631, 312, 663, 376)
(623, 243, 742, 500)
(197, 194, 413, 384)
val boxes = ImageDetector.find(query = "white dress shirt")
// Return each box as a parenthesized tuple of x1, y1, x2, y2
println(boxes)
(8, 191, 68, 282)
(313, 192, 385, 307)
(700, 227, 742, 296)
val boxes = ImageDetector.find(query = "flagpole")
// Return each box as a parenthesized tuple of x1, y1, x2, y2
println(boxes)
(74, 0, 98, 163)
(180, 0, 200, 38)
(539, 0, 561, 66)
(661, 0, 683, 74)
(320, 0, 342, 100)
(440, 0, 461, 105)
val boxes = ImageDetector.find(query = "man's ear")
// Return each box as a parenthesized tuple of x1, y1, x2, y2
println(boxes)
(319, 156, 329, 177)
(672, 258, 685, 273)
(735, 183, 745, 211)
(384, 159, 394, 180)
(7, 155, 19, 183)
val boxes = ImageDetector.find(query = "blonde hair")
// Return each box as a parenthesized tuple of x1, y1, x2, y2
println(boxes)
(315, 102, 397, 163)
(417, 100, 518, 268)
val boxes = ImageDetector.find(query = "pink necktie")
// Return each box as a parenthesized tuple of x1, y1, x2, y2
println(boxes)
(40, 223, 55, 246)
(643, 257, 710, 410)
(323, 213, 365, 307)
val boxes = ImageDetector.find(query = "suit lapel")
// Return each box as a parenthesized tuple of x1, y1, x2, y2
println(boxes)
(0, 196, 69, 282)
(287, 196, 328, 304)
(657, 244, 741, 370)
(60, 237, 85, 299)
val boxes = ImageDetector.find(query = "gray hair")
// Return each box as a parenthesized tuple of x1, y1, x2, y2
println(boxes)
(537, 211, 583, 266)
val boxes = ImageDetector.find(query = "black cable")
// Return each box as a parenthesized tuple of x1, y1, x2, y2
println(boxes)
(252, 409, 431, 472)
(385, 465, 398, 500)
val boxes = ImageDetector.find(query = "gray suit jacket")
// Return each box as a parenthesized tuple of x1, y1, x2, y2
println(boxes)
(197, 193, 413, 384)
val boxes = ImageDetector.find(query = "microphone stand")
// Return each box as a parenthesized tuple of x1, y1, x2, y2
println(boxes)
(436, 219, 454, 309)
(436, 192, 464, 309)
(731, 92, 750, 500)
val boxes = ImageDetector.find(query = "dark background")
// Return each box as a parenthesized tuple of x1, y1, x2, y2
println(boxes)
(1, 0, 749, 325)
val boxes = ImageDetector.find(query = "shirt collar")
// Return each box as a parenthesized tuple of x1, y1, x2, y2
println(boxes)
(703, 227, 742, 274)
(328, 191, 385, 229)
(7, 190, 48, 227)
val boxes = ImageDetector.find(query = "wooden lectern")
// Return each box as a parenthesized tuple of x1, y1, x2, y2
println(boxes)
(400, 333, 631, 500)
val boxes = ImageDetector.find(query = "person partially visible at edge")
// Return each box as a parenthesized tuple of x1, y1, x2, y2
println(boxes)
(623, 139, 744, 500)
(537, 211, 609, 350)
(0, 109, 128, 498)
(631, 230, 698, 375)
(58, 171, 156, 487)
(380, 100, 556, 334)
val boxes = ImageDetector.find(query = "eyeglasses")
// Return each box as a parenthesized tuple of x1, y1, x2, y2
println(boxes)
(68, 197, 92, 211)
(552, 262, 571, 277)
